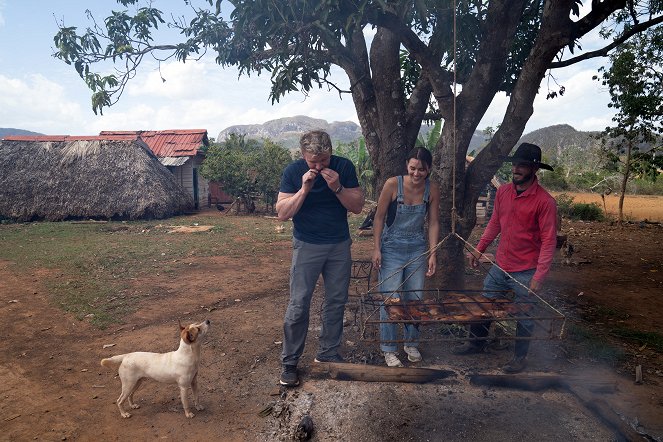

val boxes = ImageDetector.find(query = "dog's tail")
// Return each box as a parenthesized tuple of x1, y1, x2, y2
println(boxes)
(100, 354, 126, 369)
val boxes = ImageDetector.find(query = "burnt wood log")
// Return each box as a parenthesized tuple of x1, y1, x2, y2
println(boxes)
(309, 362, 456, 383)
(469, 374, 617, 393)
(470, 374, 643, 441)
(470, 374, 565, 391)
(568, 385, 645, 442)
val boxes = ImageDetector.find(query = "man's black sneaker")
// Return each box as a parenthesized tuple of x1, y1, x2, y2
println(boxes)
(279, 365, 299, 387)
(313, 354, 344, 363)
(502, 355, 528, 374)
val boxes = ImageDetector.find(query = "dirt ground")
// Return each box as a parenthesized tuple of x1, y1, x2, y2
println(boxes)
(1, 210, 662, 441)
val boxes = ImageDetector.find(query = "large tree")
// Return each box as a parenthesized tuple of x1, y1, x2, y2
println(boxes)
(54, 0, 663, 286)
(597, 25, 663, 223)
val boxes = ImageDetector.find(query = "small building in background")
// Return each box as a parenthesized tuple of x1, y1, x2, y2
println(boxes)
(100, 129, 213, 209)
(0, 135, 193, 221)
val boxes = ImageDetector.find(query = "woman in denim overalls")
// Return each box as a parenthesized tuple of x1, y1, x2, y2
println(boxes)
(372, 148, 440, 367)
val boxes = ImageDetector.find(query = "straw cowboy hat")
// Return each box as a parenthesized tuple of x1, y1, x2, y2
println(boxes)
(505, 142, 554, 171)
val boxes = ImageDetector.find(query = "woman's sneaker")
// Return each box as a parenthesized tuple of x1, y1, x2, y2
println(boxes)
(404, 345, 422, 362)
(384, 352, 404, 367)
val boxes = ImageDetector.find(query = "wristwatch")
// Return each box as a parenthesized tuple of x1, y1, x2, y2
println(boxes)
(334, 184, 344, 194)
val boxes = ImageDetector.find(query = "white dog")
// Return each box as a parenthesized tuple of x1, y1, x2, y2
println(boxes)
(101, 319, 210, 418)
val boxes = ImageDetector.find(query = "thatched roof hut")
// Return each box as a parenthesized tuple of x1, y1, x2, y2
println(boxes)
(0, 136, 193, 221)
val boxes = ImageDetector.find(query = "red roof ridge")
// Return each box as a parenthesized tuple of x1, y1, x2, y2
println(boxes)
(98, 129, 209, 157)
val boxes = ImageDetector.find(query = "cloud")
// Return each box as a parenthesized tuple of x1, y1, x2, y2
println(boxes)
(129, 60, 224, 99)
(121, 58, 358, 137)
(477, 64, 615, 134)
(526, 67, 614, 131)
(0, 73, 86, 133)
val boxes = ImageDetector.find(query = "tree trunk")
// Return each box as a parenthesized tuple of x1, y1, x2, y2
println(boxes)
(429, 0, 578, 288)
(242, 195, 256, 214)
(348, 0, 594, 290)
(618, 139, 632, 224)
(344, 25, 430, 195)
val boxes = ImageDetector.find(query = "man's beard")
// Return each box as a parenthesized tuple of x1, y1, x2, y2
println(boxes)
(512, 170, 534, 186)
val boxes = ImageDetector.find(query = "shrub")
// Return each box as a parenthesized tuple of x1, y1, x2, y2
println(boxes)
(555, 193, 575, 217)
(628, 178, 663, 195)
(556, 193, 605, 221)
(570, 202, 604, 221)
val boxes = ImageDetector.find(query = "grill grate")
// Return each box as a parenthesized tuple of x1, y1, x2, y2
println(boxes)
(358, 288, 565, 343)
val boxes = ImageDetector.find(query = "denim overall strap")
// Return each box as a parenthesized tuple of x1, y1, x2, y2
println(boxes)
(382, 176, 427, 242)
(397, 175, 405, 204)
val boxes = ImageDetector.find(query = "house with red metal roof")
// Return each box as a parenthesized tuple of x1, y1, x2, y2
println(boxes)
(99, 129, 215, 209)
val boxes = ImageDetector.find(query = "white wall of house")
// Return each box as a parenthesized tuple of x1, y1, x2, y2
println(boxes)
(167, 154, 209, 209)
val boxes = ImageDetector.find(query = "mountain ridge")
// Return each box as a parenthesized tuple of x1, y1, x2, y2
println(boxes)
(2, 120, 599, 164)
(217, 116, 598, 160)
(0, 128, 44, 138)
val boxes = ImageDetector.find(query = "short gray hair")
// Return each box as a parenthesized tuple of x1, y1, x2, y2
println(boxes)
(300, 130, 332, 155)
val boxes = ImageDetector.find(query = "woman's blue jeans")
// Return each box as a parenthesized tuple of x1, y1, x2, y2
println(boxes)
(379, 239, 427, 352)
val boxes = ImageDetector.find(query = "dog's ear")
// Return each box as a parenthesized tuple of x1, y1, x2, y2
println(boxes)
(178, 320, 184, 331)
(184, 326, 200, 344)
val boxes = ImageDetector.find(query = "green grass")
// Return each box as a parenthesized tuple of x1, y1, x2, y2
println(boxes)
(611, 327, 663, 352)
(565, 323, 626, 365)
(0, 216, 291, 328)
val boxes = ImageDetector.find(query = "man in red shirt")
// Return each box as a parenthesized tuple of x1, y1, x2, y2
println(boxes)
(453, 143, 557, 373)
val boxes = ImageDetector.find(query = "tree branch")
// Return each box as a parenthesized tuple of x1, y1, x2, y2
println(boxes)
(550, 10, 663, 68)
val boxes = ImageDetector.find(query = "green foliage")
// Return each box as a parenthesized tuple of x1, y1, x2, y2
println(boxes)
(630, 147, 663, 181)
(538, 166, 568, 191)
(569, 202, 604, 221)
(495, 162, 512, 183)
(416, 120, 442, 152)
(501, 0, 544, 93)
(51, 1, 548, 115)
(335, 138, 375, 199)
(255, 140, 294, 206)
(629, 177, 663, 195)
(555, 193, 604, 221)
(555, 193, 575, 216)
(611, 327, 663, 352)
(596, 26, 663, 219)
(567, 171, 610, 191)
(200, 134, 292, 212)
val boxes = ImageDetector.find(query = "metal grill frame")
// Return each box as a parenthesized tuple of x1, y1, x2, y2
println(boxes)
(358, 288, 566, 344)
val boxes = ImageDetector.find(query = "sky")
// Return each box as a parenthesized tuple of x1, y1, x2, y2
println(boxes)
(0, 1, 616, 140)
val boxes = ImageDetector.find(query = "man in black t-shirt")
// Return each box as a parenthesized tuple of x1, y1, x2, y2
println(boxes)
(276, 130, 364, 387)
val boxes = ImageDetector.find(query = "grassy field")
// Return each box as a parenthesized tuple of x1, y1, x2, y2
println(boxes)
(553, 191, 663, 222)
(0, 214, 290, 327)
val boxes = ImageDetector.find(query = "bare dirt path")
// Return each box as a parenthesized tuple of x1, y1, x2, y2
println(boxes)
(1, 211, 662, 441)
